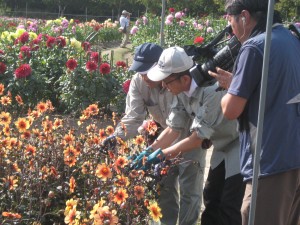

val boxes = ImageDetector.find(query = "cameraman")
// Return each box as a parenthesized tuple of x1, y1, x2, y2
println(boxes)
(134, 46, 245, 225)
(209, 0, 300, 225)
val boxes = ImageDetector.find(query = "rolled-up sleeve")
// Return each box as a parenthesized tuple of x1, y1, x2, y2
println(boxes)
(114, 75, 147, 140)
(191, 87, 225, 140)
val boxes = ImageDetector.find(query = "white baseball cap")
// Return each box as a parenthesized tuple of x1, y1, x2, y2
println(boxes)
(147, 46, 194, 82)
(122, 10, 131, 15)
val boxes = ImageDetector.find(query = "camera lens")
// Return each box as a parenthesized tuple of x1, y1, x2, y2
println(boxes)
(202, 35, 241, 76)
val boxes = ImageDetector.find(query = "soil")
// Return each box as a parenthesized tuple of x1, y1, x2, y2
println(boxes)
(99, 41, 134, 65)
(98, 41, 122, 50)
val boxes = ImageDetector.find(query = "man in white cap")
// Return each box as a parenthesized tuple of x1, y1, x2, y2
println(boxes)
(119, 10, 131, 48)
(104, 43, 206, 225)
(134, 46, 245, 225)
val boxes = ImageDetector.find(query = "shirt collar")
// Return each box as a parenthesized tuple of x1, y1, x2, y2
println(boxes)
(184, 78, 198, 97)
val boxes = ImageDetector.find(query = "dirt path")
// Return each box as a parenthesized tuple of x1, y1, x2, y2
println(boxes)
(101, 41, 134, 66)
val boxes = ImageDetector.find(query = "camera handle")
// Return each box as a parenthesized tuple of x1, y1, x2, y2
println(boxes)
(184, 25, 233, 60)
(203, 25, 233, 50)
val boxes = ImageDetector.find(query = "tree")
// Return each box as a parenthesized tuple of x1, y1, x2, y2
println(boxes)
(129, 0, 160, 15)
(2, 0, 299, 24)
(276, 0, 300, 20)
(42, 0, 71, 16)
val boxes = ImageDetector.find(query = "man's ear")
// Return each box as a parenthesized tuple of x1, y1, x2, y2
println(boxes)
(240, 10, 251, 24)
(180, 74, 191, 85)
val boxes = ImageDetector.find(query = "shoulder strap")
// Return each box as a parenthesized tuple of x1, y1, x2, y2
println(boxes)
(289, 24, 300, 40)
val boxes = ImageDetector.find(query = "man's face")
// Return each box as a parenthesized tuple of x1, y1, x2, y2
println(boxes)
(140, 74, 161, 88)
(227, 14, 246, 43)
(162, 75, 184, 95)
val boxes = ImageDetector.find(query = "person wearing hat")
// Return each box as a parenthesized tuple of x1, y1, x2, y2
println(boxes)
(210, 1, 300, 225)
(134, 46, 245, 225)
(103, 43, 206, 225)
(113, 42, 170, 139)
(119, 10, 131, 48)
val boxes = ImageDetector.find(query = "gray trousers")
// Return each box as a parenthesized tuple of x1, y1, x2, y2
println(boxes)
(120, 28, 130, 47)
(241, 168, 300, 225)
(158, 148, 206, 225)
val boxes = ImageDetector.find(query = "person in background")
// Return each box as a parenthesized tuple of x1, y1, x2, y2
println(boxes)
(209, 0, 300, 224)
(103, 43, 206, 225)
(119, 10, 131, 48)
(134, 46, 245, 225)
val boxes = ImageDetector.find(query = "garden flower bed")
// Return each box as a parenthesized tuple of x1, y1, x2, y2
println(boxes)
(0, 9, 235, 224)
(0, 16, 131, 116)
(0, 98, 167, 224)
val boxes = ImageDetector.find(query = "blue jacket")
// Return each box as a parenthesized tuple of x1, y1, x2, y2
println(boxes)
(228, 25, 300, 181)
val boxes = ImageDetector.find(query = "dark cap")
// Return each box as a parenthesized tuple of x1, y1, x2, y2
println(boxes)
(129, 43, 163, 72)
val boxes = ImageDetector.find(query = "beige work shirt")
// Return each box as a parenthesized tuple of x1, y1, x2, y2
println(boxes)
(115, 73, 173, 140)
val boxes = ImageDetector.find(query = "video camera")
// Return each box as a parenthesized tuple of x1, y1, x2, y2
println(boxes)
(184, 25, 241, 87)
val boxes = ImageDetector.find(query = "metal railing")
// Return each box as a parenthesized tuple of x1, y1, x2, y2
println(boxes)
(2, 9, 139, 23)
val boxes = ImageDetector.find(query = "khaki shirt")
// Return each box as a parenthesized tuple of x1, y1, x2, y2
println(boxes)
(167, 82, 240, 178)
(115, 73, 173, 140)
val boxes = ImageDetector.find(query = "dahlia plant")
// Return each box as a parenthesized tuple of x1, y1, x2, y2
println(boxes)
(58, 52, 132, 115)
(0, 86, 171, 224)
(0, 17, 128, 114)
(0, 16, 121, 43)
(130, 11, 228, 49)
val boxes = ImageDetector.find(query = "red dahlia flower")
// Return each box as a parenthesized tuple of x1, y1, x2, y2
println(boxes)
(194, 36, 205, 44)
(86, 61, 97, 72)
(0, 62, 7, 74)
(37, 33, 44, 40)
(14, 38, 20, 45)
(122, 79, 131, 94)
(82, 41, 91, 51)
(90, 52, 100, 63)
(8, 22, 17, 27)
(99, 63, 110, 74)
(19, 32, 29, 44)
(94, 24, 101, 31)
(19, 46, 31, 59)
(116, 61, 127, 68)
(30, 38, 41, 51)
(32, 38, 41, 45)
(66, 59, 78, 70)
(14, 64, 32, 79)
(55, 36, 66, 48)
(46, 36, 56, 48)
(169, 8, 175, 13)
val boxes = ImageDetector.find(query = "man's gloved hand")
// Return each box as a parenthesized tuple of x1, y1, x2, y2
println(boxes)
(99, 135, 117, 154)
(102, 135, 117, 147)
(130, 146, 153, 169)
(127, 153, 138, 161)
(139, 148, 165, 171)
